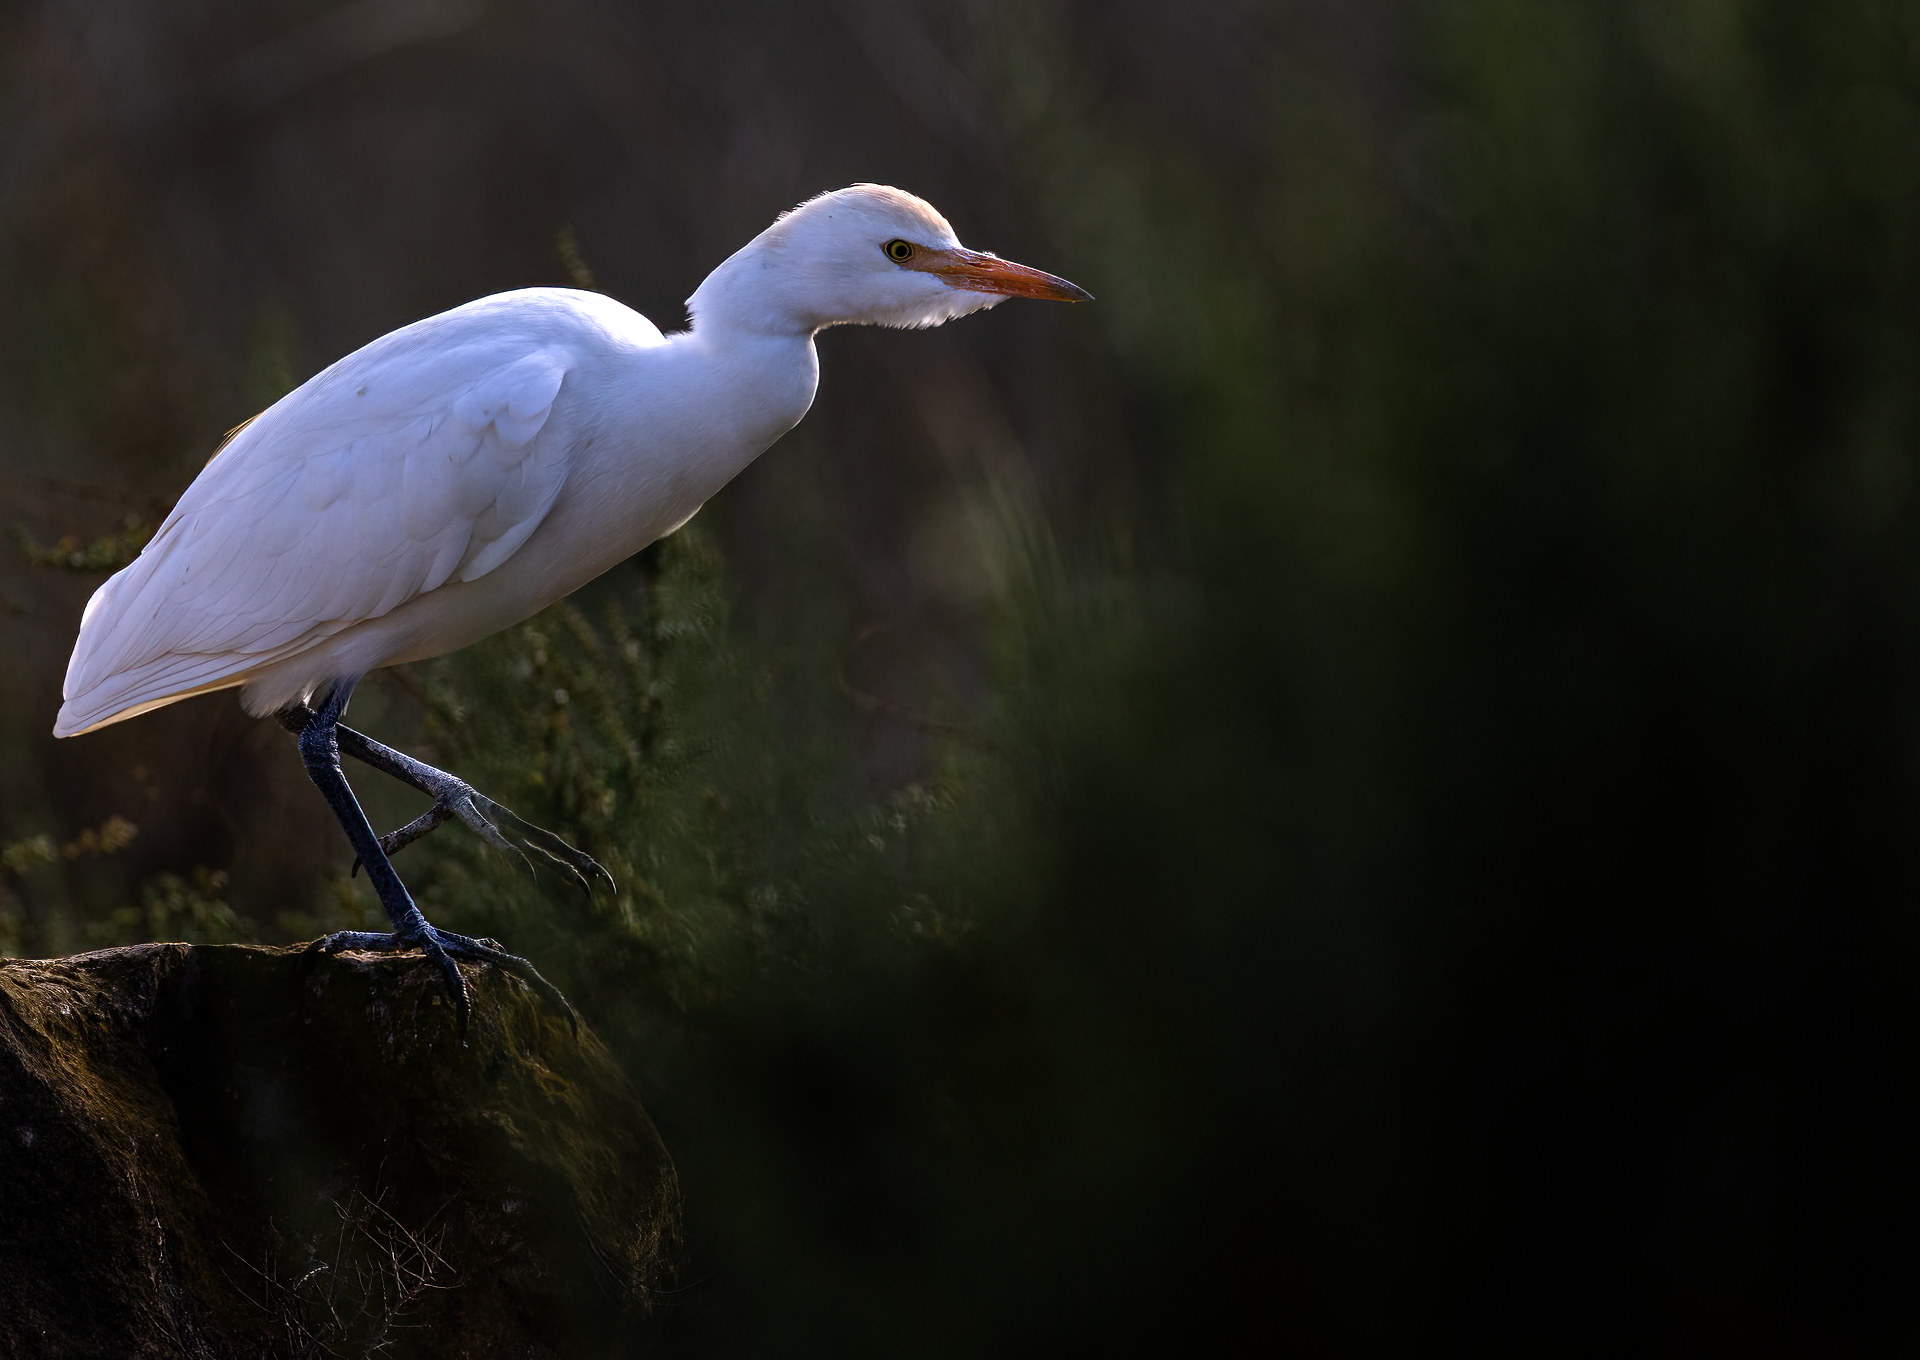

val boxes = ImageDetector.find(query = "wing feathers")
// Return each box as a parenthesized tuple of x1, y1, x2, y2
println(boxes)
(58, 340, 574, 735)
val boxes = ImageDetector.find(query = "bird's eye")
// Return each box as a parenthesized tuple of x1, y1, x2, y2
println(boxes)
(884, 239, 916, 263)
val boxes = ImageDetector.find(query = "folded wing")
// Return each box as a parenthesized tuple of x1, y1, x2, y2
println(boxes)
(56, 343, 572, 736)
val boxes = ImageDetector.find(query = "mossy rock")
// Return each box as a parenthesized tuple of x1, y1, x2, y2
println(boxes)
(0, 943, 678, 1358)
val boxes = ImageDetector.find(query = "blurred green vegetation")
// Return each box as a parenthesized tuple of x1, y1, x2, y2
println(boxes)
(3, 0, 1919, 1350)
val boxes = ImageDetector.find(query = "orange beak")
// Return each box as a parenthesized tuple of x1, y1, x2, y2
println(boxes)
(910, 247, 1093, 303)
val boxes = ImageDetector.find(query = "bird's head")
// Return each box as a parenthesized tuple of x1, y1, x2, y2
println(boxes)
(687, 184, 1091, 335)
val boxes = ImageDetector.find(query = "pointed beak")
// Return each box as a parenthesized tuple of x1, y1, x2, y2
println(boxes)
(912, 247, 1093, 303)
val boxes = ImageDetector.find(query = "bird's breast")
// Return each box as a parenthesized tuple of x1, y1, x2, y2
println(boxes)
(515, 330, 821, 579)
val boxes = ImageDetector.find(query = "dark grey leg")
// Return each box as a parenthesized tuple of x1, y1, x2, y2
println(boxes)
(276, 703, 614, 896)
(293, 681, 577, 1041)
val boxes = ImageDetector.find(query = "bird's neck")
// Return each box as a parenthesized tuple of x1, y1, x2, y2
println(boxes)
(645, 319, 820, 485)
(685, 238, 832, 337)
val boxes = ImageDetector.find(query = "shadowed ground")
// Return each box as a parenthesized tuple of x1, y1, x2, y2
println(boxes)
(0, 942, 678, 1359)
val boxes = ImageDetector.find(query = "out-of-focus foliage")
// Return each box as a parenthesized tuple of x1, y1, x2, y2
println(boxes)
(2, 813, 140, 955)
(10, 515, 154, 572)
(83, 865, 247, 947)
(3, 0, 1919, 1351)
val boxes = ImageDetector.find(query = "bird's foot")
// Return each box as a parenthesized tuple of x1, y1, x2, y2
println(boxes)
(354, 779, 615, 897)
(304, 923, 578, 1043)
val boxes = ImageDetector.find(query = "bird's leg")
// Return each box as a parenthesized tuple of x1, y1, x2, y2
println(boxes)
(275, 703, 614, 897)
(293, 682, 577, 1042)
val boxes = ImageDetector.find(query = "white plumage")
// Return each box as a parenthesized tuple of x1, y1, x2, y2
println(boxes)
(56, 184, 1088, 737)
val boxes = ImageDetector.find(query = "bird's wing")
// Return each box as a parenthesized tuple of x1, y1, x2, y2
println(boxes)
(59, 343, 573, 733)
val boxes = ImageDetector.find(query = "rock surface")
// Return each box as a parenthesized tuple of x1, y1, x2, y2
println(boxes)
(0, 943, 679, 1359)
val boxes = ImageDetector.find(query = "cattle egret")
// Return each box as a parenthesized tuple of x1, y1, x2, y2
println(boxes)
(54, 185, 1090, 1039)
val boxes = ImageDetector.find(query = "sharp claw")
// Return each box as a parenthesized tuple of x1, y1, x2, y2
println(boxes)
(424, 944, 471, 1044)
(303, 927, 573, 1040)
(497, 814, 616, 898)
(524, 840, 592, 895)
(501, 841, 541, 884)
(431, 929, 578, 1036)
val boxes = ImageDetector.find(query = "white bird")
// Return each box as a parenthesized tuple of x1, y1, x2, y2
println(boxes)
(54, 184, 1090, 1036)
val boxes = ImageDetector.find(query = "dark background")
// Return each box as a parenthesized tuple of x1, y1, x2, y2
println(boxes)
(3, 0, 1917, 1349)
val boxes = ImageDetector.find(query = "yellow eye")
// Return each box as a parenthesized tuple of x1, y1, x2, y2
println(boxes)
(884, 239, 916, 263)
